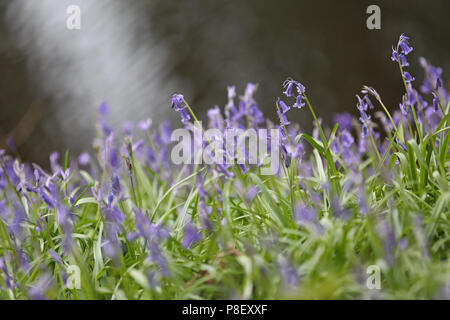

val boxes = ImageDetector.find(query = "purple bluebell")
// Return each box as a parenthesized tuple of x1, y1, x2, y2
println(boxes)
(228, 85, 236, 100)
(28, 273, 53, 300)
(0, 258, 13, 290)
(138, 118, 152, 131)
(121, 121, 134, 136)
(78, 152, 90, 166)
(207, 105, 224, 130)
(333, 113, 353, 131)
(149, 242, 170, 277)
(399, 100, 408, 116)
(171, 94, 191, 124)
(283, 79, 296, 97)
(182, 223, 202, 248)
(361, 86, 381, 100)
(128, 209, 169, 243)
(358, 195, 368, 215)
(277, 108, 290, 126)
(40, 188, 56, 209)
(240, 83, 265, 128)
(245, 186, 259, 203)
(277, 255, 299, 289)
(398, 34, 413, 55)
(435, 77, 442, 90)
(395, 138, 408, 152)
(98, 101, 110, 116)
(292, 141, 304, 159)
(111, 175, 121, 197)
(331, 197, 351, 220)
(49, 250, 63, 265)
(406, 85, 417, 106)
(293, 94, 305, 109)
(0, 167, 6, 190)
(399, 54, 409, 67)
(282, 78, 306, 110)
(294, 204, 322, 234)
(198, 201, 212, 231)
(159, 121, 172, 145)
(57, 205, 74, 253)
(403, 71, 415, 83)
(391, 50, 399, 63)
(277, 97, 290, 114)
(356, 95, 371, 138)
(60, 168, 71, 181)
(6, 135, 16, 153)
(398, 237, 408, 251)
(280, 143, 291, 168)
(0, 199, 6, 220)
(419, 58, 443, 93)
(377, 221, 396, 265)
(432, 92, 439, 112)
(49, 152, 61, 174)
(340, 129, 354, 148)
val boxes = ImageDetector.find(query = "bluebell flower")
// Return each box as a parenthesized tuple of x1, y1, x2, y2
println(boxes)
(293, 93, 305, 109)
(6, 135, 16, 153)
(340, 129, 354, 148)
(0, 258, 13, 290)
(40, 188, 56, 209)
(98, 101, 110, 116)
(277, 98, 290, 113)
(49, 152, 61, 174)
(138, 118, 152, 131)
(333, 113, 353, 131)
(111, 175, 121, 197)
(28, 273, 53, 300)
(405, 85, 417, 106)
(245, 186, 259, 203)
(171, 94, 191, 124)
(277, 107, 290, 126)
(435, 77, 442, 90)
(419, 58, 443, 93)
(207, 106, 224, 129)
(403, 71, 415, 83)
(391, 49, 399, 63)
(294, 204, 323, 234)
(399, 100, 408, 116)
(395, 137, 408, 152)
(398, 34, 413, 55)
(182, 223, 202, 248)
(377, 221, 396, 265)
(49, 250, 63, 265)
(292, 141, 304, 159)
(399, 54, 409, 67)
(57, 205, 74, 253)
(282, 79, 296, 97)
(356, 95, 371, 138)
(149, 242, 170, 277)
(121, 121, 134, 136)
(228, 85, 236, 100)
(78, 152, 90, 166)
(432, 92, 439, 112)
(277, 255, 299, 289)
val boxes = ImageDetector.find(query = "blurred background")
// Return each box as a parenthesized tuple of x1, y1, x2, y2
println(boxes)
(0, 0, 449, 166)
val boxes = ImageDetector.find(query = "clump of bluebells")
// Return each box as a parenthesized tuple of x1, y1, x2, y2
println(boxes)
(0, 35, 449, 299)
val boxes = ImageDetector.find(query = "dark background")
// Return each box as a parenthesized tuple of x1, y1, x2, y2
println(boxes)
(0, 0, 449, 166)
